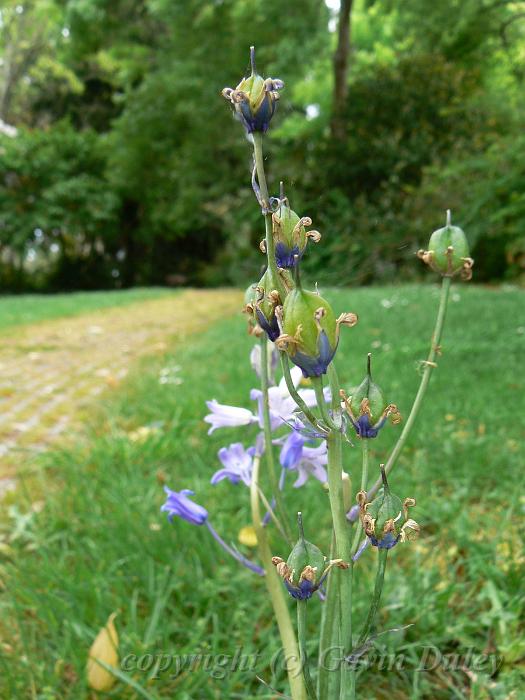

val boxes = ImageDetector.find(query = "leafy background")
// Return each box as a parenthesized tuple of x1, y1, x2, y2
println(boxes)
(1, 0, 525, 290)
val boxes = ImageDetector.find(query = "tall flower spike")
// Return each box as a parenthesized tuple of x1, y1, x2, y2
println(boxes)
(272, 512, 348, 600)
(418, 210, 474, 280)
(341, 353, 401, 438)
(269, 182, 321, 269)
(221, 46, 284, 134)
(356, 467, 419, 549)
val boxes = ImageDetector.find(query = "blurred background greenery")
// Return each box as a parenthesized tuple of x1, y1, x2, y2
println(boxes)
(1, 0, 524, 291)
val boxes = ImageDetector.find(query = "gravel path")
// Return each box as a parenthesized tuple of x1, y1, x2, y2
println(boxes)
(0, 289, 241, 497)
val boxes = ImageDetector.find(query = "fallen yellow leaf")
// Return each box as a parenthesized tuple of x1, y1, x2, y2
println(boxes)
(87, 612, 119, 692)
(238, 525, 258, 548)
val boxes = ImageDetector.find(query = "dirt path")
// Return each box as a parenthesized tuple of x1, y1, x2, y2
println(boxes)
(0, 289, 241, 496)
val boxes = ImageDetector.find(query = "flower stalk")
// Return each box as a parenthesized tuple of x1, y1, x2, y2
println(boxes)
(350, 439, 369, 556)
(260, 329, 291, 540)
(250, 453, 307, 700)
(356, 548, 388, 649)
(364, 276, 452, 503)
(297, 599, 317, 699)
(177, 48, 473, 700)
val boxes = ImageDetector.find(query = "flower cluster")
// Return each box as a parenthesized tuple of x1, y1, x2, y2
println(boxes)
(204, 347, 330, 489)
(160, 344, 331, 577)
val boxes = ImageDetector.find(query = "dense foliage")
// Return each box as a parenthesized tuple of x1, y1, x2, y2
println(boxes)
(1, 0, 524, 290)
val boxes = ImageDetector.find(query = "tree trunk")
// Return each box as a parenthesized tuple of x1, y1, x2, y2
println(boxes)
(330, 0, 354, 142)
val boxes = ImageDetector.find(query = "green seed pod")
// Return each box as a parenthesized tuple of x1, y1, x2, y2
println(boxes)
(418, 210, 474, 280)
(357, 467, 419, 550)
(343, 355, 401, 438)
(253, 266, 289, 342)
(272, 513, 349, 600)
(270, 187, 321, 270)
(278, 285, 338, 378)
(286, 537, 326, 587)
(272, 513, 325, 600)
(243, 283, 262, 336)
(221, 47, 284, 134)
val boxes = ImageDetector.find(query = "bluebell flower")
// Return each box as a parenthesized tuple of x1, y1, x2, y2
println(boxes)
(211, 443, 255, 486)
(204, 400, 258, 434)
(278, 432, 328, 487)
(161, 486, 264, 576)
(204, 354, 330, 437)
(161, 487, 208, 525)
(249, 365, 319, 430)
(279, 431, 305, 470)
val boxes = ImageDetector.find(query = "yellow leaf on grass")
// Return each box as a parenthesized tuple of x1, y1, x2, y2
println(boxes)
(87, 612, 119, 691)
(238, 525, 258, 548)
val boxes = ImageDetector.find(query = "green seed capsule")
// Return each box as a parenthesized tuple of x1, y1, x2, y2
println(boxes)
(418, 210, 474, 279)
(221, 47, 284, 134)
(278, 286, 338, 377)
(343, 355, 401, 438)
(357, 467, 419, 550)
(253, 267, 289, 342)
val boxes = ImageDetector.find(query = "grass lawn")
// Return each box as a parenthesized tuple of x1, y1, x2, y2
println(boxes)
(0, 288, 177, 330)
(1, 283, 524, 699)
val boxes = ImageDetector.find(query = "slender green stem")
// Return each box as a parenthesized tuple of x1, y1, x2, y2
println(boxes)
(280, 353, 324, 433)
(318, 364, 355, 698)
(325, 428, 354, 699)
(317, 532, 339, 699)
(297, 601, 317, 699)
(312, 377, 338, 431)
(356, 549, 388, 648)
(350, 439, 369, 556)
(252, 132, 278, 276)
(327, 363, 343, 425)
(250, 454, 307, 700)
(260, 337, 292, 541)
(366, 276, 452, 501)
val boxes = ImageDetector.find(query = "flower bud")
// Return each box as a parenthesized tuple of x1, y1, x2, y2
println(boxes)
(357, 467, 419, 549)
(272, 512, 348, 600)
(252, 266, 289, 341)
(341, 354, 401, 438)
(276, 285, 338, 378)
(270, 187, 321, 269)
(418, 210, 474, 280)
(243, 283, 263, 336)
(222, 47, 284, 134)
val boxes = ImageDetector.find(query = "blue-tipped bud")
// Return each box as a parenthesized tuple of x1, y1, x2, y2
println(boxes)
(269, 185, 321, 269)
(277, 286, 337, 377)
(250, 267, 290, 342)
(243, 282, 263, 337)
(272, 512, 348, 600)
(222, 47, 284, 134)
(341, 354, 401, 438)
(276, 277, 357, 377)
(418, 210, 474, 280)
(357, 467, 419, 549)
